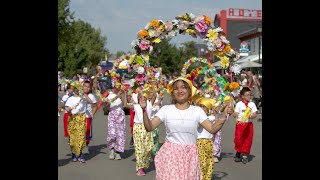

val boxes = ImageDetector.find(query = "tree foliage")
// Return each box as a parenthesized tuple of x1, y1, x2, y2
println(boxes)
(58, 0, 109, 77)
(149, 38, 199, 75)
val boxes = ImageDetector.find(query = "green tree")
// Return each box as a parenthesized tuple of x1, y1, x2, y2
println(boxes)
(116, 51, 126, 58)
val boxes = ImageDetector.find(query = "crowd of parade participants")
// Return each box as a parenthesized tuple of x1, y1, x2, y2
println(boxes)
(58, 65, 262, 179)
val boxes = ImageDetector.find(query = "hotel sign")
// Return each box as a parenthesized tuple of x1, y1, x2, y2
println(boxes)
(227, 8, 262, 19)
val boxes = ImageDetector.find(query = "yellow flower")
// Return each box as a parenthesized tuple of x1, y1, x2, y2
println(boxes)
(152, 38, 161, 43)
(159, 25, 165, 31)
(214, 51, 225, 57)
(150, 19, 159, 28)
(207, 29, 218, 40)
(186, 29, 195, 35)
(139, 29, 149, 39)
(229, 82, 239, 90)
(220, 56, 230, 68)
(129, 55, 136, 63)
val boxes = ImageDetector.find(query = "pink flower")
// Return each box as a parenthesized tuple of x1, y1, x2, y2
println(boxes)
(195, 20, 208, 33)
(136, 74, 146, 85)
(214, 38, 223, 49)
(179, 21, 189, 30)
(165, 21, 173, 31)
(194, 16, 204, 23)
(139, 40, 150, 51)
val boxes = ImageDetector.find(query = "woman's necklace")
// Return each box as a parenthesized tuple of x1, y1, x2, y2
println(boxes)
(176, 105, 189, 124)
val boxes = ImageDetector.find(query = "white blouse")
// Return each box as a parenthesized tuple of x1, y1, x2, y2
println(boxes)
(154, 105, 208, 144)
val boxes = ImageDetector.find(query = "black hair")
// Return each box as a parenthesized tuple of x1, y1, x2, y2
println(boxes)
(66, 83, 73, 90)
(83, 80, 91, 85)
(240, 87, 251, 95)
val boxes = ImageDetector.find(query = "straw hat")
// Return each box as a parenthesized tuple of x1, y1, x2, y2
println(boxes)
(199, 98, 216, 110)
(192, 94, 204, 105)
(167, 77, 197, 97)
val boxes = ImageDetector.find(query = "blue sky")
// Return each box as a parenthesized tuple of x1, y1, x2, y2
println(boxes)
(70, 0, 262, 54)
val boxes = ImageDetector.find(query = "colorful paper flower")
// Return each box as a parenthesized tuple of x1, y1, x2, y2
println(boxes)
(207, 29, 218, 40)
(220, 57, 230, 68)
(229, 82, 239, 90)
(139, 40, 150, 51)
(138, 29, 149, 39)
(195, 20, 208, 33)
(150, 19, 160, 28)
(231, 64, 241, 75)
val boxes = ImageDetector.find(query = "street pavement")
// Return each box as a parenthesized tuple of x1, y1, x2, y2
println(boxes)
(58, 91, 262, 180)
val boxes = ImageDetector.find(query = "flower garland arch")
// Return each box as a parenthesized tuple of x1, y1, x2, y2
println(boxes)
(129, 13, 240, 89)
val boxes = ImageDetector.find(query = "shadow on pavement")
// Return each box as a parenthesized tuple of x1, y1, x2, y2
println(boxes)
(248, 154, 256, 162)
(58, 158, 72, 167)
(145, 161, 155, 173)
(84, 144, 107, 161)
(121, 148, 135, 159)
(212, 171, 228, 180)
(220, 152, 235, 159)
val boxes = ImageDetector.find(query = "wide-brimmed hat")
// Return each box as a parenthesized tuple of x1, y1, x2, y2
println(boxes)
(167, 77, 197, 97)
(199, 98, 216, 110)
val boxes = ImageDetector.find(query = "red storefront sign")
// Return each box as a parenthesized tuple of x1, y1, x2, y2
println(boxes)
(227, 8, 262, 19)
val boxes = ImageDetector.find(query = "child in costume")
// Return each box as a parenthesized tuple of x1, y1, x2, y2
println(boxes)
(123, 87, 154, 176)
(82, 81, 98, 154)
(196, 97, 216, 180)
(105, 86, 126, 160)
(233, 87, 258, 164)
(65, 86, 93, 163)
(61, 84, 75, 140)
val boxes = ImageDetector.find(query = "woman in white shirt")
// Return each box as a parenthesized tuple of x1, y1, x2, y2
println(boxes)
(139, 77, 233, 180)
(65, 87, 93, 163)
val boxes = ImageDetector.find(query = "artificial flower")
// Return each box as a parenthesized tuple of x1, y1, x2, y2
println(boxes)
(139, 40, 150, 51)
(164, 21, 173, 31)
(231, 64, 241, 75)
(138, 29, 149, 39)
(195, 20, 208, 32)
(150, 19, 159, 28)
(179, 21, 189, 30)
(220, 56, 230, 68)
(168, 31, 176, 37)
(207, 41, 215, 51)
(220, 36, 230, 44)
(207, 29, 218, 40)
(148, 29, 156, 38)
(213, 38, 223, 49)
(133, 56, 144, 65)
(152, 38, 161, 43)
(186, 29, 195, 36)
(172, 19, 179, 25)
(189, 13, 195, 21)
(215, 27, 223, 32)
(223, 45, 231, 54)
(194, 15, 204, 23)
(229, 82, 239, 90)
(158, 25, 165, 31)
(204, 15, 212, 25)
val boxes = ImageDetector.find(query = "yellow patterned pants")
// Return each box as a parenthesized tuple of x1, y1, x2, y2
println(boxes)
(133, 123, 154, 171)
(68, 113, 86, 156)
(197, 138, 214, 180)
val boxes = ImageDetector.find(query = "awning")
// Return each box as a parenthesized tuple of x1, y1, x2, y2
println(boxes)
(237, 54, 262, 63)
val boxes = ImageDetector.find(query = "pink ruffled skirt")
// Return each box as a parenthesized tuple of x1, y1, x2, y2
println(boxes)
(154, 140, 200, 180)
